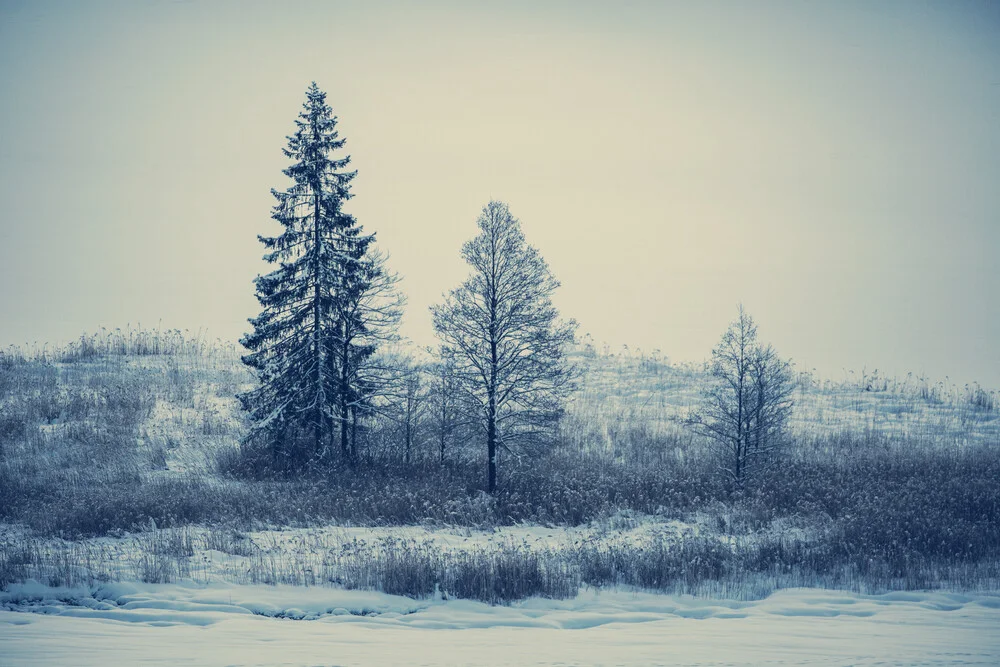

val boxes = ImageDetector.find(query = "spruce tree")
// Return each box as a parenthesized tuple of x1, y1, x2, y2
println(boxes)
(240, 82, 370, 465)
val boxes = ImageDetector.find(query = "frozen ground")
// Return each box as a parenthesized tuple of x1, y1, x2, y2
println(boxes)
(13, 345, 995, 481)
(0, 518, 807, 593)
(570, 347, 1000, 452)
(2, 582, 999, 666)
(4, 339, 998, 664)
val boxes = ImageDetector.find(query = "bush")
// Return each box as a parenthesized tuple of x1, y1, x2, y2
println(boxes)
(577, 534, 730, 590)
(750, 448, 1000, 566)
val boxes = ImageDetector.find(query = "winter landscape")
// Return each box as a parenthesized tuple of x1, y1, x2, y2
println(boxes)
(2, 2, 999, 666)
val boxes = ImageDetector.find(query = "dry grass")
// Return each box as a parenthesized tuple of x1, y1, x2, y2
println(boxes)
(4, 526, 998, 603)
(2, 330, 999, 601)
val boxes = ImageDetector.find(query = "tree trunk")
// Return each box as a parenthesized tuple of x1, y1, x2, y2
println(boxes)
(340, 392, 349, 459)
(439, 407, 446, 463)
(313, 184, 323, 459)
(438, 373, 449, 463)
(405, 405, 412, 465)
(487, 325, 499, 493)
(340, 332, 349, 460)
(487, 392, 497, 493)
(350, 405, 358, 460)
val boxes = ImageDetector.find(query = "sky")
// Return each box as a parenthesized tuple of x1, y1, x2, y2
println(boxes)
(1, 0, 998, 387)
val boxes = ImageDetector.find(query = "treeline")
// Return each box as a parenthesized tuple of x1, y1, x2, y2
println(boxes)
(236, 83, 794, 493)
(237, 84, 575, 492)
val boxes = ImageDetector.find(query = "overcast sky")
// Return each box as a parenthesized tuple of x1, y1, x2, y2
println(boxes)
(1, 0, 998, 386)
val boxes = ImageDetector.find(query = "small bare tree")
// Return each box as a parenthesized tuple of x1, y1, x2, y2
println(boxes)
(399, 359, 427, 464)
(331, 247, 406, 461)
(687, 305, 794, 487)
(426, 346, 475, 463)
(431, 201, 577, 493)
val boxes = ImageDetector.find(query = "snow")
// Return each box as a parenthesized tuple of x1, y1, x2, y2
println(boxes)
(5, 347, 998, 664)
(2, 582, 998, 665)
(0, 517, 752, 593)
(34, 347, 995, 481)
(569, 348, 1000, 453)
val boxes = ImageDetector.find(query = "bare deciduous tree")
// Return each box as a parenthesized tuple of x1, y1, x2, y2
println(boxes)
(431, 201, 577, 493)
(397, 358, 427, 464)
(426, 346, 472, 463)
(687, 305, 794, 487)
(332, 247, 405, 461)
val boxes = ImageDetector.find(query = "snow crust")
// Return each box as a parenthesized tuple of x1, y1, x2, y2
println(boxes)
(2, 582, 999, 665)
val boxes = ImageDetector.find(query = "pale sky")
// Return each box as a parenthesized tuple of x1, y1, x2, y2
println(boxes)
(1, 0, 998, 386)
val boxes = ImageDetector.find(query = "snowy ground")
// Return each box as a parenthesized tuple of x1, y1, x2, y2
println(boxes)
(4, 344, 998, 664)
(2, 582, 999, 666)
(0, 517, 803, 593)
(8, 518, 996, 665)
(571, 348, 1000, 452)
(16, 347, 996, 481)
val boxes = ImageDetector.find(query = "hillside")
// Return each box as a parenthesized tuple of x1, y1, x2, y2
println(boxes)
(2, 329, 998, 605)
(5, 330, 996, 483)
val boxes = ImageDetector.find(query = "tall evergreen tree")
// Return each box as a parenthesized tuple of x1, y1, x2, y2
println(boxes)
(240, 82, 372, 465)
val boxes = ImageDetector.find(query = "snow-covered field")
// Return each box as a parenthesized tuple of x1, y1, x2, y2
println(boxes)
(2, 582, 999, 666)
(7, 345, 997, 481)
(3, 342, 999, 664)
(7, 520, 997, 664)
(0, 515, 850, 599)
(571, 347, 1000, 451)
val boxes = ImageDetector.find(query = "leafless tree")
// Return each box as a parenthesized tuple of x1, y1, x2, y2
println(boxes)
(687, 305, 794, 488)
(431, 201, 577, 493)
(398, 359, 427, 464)
(331, 247, 405, 460)
(426, 346, 475, 463)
